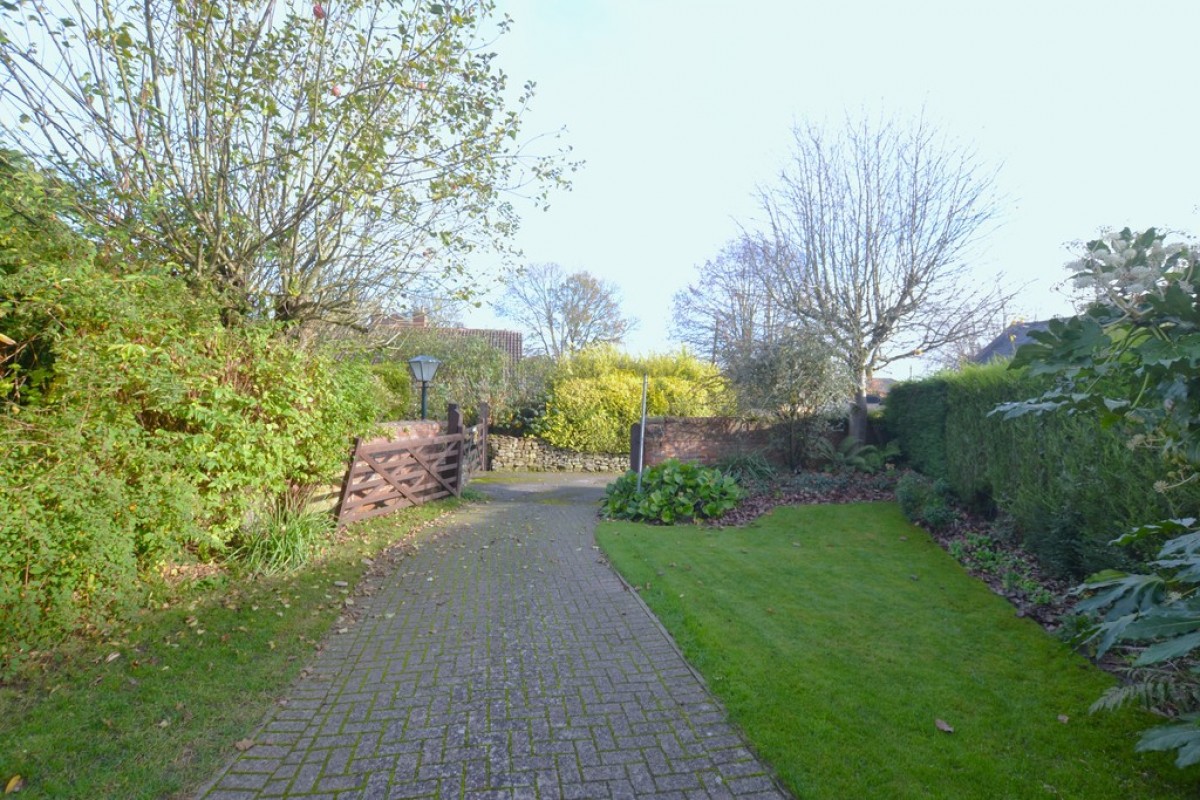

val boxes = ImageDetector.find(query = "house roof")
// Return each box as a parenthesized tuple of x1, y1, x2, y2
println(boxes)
(441, 327, 523, 364)
(867, 377, 896, 397)
(373, 313, 523, 364)
(970, 321, 1052, 364)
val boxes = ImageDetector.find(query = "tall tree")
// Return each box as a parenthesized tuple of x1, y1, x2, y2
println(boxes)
(760, 113, 1008, 439)
(0, 0, 571, 328)
(670, 236, 789, 366)
(494, 262, 635, 358)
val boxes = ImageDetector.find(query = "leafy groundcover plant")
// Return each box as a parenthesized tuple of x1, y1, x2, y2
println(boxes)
(601, 459, 743, 524)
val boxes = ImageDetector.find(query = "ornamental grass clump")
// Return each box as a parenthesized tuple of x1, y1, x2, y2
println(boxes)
(601, 459, 743, 524)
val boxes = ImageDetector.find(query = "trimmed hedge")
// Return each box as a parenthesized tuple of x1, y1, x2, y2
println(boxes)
(880, 379, 950, 478)
(885, 362, 1200, 578)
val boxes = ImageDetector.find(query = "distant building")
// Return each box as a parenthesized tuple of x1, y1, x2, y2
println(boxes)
(866, 377, 896, 404)
(970, 321, 1052, 364)
(373, 311, 523, 365)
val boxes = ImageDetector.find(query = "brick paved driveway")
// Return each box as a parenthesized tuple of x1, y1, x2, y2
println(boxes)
(198, 473, 787, 800)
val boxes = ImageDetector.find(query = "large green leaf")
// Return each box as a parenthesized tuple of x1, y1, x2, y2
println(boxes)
(1135, 630, 1200, 665)
(1123, 606, 1200, 640)
(1136, 717, 1200, 768)
(1075, 572, 1165, 620)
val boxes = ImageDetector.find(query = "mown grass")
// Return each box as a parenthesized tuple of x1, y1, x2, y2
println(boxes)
(0, 499, 460, 799)
(596, 502, 1200, 799)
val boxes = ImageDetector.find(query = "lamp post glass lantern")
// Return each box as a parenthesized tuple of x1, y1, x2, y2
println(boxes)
(407, 355, 442, 420)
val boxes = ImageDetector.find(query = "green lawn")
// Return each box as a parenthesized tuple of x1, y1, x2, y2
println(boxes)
(0, 500, 458, 799)
(597, 502, 1200, 799)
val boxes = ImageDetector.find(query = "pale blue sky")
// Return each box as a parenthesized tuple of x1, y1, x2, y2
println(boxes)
(462, 0, 1200, 377)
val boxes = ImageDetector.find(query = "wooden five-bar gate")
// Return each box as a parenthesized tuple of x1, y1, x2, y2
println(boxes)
(335, 403, 488, 527)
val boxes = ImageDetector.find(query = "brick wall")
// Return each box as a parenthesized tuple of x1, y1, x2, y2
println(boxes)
(632, 417, 772, 468)
(632, 416, 847, 470)
(377, 419, 445, 441)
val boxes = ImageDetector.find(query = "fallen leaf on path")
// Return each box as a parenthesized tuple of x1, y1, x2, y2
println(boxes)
(935, 719, 954, 733)
(6, 774, 26, 793)
(1058, 715, 1069, 724)
(105, 652, 120, 663)
(234, 738, 255, 751)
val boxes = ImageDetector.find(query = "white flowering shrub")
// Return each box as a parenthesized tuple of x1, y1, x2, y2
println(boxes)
(1067, 227, 1194, 316)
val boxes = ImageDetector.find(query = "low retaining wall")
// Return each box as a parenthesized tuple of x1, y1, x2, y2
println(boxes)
(489, 434, 627, 473)
(378, 419, 445, 440)
(634, 417, 777, 468)
(631, 416, 849, 470)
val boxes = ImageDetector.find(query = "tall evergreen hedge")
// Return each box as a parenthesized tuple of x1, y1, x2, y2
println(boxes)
(885, 362, 1200, 578)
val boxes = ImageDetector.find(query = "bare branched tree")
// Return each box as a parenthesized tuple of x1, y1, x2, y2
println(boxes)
(494, 263, 635, 358)
(670, 236, 790, 366)
(760, 113, 1009, 439)
(0, 0, 572, 328)
(927, 301, 1019, 371)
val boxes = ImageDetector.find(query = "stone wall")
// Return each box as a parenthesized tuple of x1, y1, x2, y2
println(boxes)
(489, 434, 627, 473)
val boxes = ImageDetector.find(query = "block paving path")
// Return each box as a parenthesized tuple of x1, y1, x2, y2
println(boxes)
(198, 473, 788, 800)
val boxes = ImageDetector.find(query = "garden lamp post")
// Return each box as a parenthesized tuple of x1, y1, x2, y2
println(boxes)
(407, 355, 442, 420)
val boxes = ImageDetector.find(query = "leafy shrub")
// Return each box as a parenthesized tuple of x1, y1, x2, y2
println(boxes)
(233, 498, 335, 575)
(714, 452, 777, 486)
(537, 347, 734, 454)
(0, 155, 381, 657)
(490, 355, 555, 435)
(895, 472, 955, 531)
(369, 361, 413, 421)
(813, 437, 901, 474)
(997, 229, 1200, 767)
(537, 372, 642, 453)
(371, 327, 510, 424)
(920, 499, 957, 531)
(895, 472, 928, 521)
(602, 459, 743, 524)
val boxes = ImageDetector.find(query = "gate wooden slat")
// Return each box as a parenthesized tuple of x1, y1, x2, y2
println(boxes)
(357, 433, 463, 456)
(334, 405, 489, 528)
(360, 452, 425, 506)
(339, 487, 454, 524)
(407, 442, 462, 497)
(336, 432, 464, 526)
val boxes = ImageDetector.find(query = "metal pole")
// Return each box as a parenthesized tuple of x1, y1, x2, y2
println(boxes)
(636, 373, 648, 492)
(420, 381, 428, 420)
